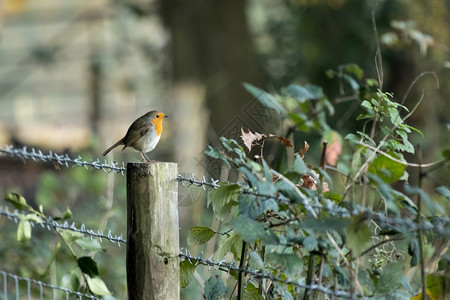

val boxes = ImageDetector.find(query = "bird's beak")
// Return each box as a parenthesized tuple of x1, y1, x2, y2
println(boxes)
(164, 115, 168, 118)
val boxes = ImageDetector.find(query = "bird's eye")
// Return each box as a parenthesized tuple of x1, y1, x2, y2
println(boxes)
(156, 114, 160, 118)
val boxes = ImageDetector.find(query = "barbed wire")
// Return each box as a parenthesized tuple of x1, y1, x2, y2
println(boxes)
(0, 145, 126, 175)
(179, 249, 353, 299)
(0, 206, 127, 245)
(176, 173, 220, 189)
(0, 270, 100, 299)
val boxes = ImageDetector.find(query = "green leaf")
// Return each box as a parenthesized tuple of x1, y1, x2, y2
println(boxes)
(361, 100, 374, 111)
(435, 186, 450, 200)
(204, 275, 227, 300)
(63, 208, 73, 220)
(216, 232, 242, 260)
(299, 217, 351, 232)
(6, 193, 29, 210)
(302, 236, 318, 252)
(208, 184, 240, 221)
(86, 276, 111, 296)
(375, 262, 404, 293)
(17, 220, 32, 243)
(266, 252, 303, 275)
(41, 241, 61, 278)
(292, 154, 309, 174)
(248, 251, 265, 270)
(404, 185, 439, 215)
(408, 239, 420, 267)
(77, 256, 99, 277)
(243, 83, 285, 114)
(343, 74, 360, 91)
(228, 216, 266, 243)
(180, 259, 196, 288)
(187, 226, 215, 246)
(61, 271, 81, 291)
(243, 291, 265, 300)
(344, 63, 364, 80)
(75, 239, 103, 252)
(426, 274, 447, 299)
(346, 220, 371, 257)
(368, 153, 406, 184)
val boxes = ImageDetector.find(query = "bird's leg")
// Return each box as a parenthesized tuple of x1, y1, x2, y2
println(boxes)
(140, 151, 152, 162)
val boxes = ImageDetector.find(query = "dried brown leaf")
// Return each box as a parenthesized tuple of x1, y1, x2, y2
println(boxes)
(241, 128, 266, 151)
(298, 141, 310, 158)
(301, 174, 317, 190)
(275, 136, 293, 148)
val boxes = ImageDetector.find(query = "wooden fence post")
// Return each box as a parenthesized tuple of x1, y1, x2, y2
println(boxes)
(126, 162, 179, 300)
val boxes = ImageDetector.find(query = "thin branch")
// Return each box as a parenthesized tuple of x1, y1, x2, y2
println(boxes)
(357, 142, 448, 168)
(400, 71, 439, 106)
(371, 0, 383, 91)
(354, 236, 404, 260)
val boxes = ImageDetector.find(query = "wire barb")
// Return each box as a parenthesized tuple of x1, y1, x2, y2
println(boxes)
(176, 173, 220, 189)
(0, 145, 126, 175)
(0, 206, 127, 245)
(179, 249, 353, 298)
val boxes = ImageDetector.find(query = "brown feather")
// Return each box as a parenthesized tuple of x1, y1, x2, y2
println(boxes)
(102, 137, 125, 156)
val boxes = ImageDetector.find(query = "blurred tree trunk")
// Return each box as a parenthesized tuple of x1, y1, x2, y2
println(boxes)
(160, 0, 262, 171)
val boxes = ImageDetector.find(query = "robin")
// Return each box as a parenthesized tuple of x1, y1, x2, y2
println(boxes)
(102, 110, 167, 162)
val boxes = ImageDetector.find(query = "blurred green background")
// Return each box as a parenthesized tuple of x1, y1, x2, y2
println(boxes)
(0, 0, 448, 298)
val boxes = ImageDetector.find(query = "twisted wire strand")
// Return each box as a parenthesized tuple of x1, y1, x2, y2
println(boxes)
(0, 270, 100, 299)
(0, 206, 127, 245)
(0, 145, 126, 175)
(179, 249, 353, 299)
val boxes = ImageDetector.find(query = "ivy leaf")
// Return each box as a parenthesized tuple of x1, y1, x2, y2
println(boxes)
(228, 216, 266, 243)
(375, 262, 404, 293)
(266, 252, 303, 275)
(243, 83, 285, 114)
(187, 226, 215, 246)
(85, 276, 111, 296)
(6, 193, 29, 210)
(180, 259, 196, 288)
(204, 275, 227, 300)
(77, 256, 99, 277)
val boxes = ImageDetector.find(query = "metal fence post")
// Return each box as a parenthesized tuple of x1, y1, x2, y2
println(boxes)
(126, 162, 179, 300)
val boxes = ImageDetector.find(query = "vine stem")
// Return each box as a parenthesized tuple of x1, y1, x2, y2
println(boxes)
(303, 253, 315, 300)
(237, 241, 247, 300)
(416, 145, 426, 300)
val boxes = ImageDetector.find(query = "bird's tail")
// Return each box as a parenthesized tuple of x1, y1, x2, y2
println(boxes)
(102, 138, 125, 156)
